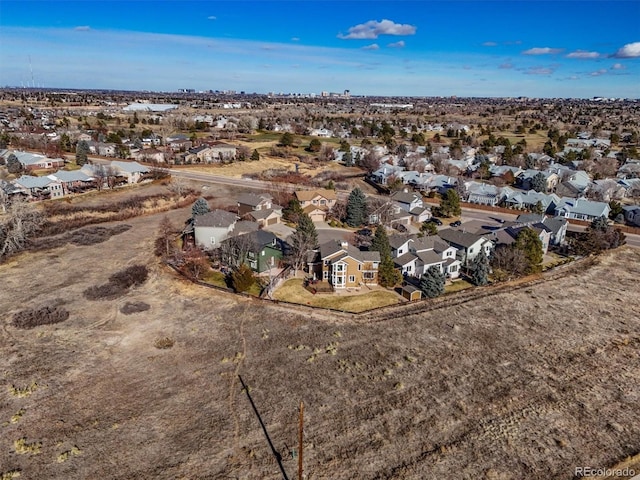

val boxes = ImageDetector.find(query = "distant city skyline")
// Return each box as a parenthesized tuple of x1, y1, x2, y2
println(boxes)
(1, 0, 639, 98)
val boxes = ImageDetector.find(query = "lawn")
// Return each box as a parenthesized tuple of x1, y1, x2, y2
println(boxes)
(444, 279, 474, 294)
(201, 270, 227, 288)
(273, 278, 405, 313)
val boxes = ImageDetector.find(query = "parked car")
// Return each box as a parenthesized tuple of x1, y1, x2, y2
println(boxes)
(395, 224, 408, 233)
(429, 218, 443, 226)
(357, 228, 373, 236)
(450, 220, 462, 227)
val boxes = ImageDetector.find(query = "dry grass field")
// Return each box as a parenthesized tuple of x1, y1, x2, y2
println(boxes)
(1, 208, 639, 479)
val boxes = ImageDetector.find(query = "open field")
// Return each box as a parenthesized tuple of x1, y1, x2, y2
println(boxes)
(1, 207, 639, 479)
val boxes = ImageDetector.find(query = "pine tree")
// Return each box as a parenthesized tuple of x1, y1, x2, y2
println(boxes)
(439, 189, 461, 217)
(250, 149, 260, 161)
(370, 226, 391, 259)
(419, 266, 445, 298)
(470, 249, 490, 286)
(230, 263, 255, 293)
(514, 227, 543, 273)
(6, 154, 23, 174)
(346, 187, 367, 227)
(378, 255, 401, 287)
(288, 212, 318, 273)
(296, 212, 318, 249)
(76, 140, 90, 166)
(531, 172, 547, 192)
(283, 198, 304, 223)
(191, 197, 210, 217)
(279, 132, 294, 147)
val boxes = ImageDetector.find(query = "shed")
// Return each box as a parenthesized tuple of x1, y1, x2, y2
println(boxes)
(402, 284, 422, 302)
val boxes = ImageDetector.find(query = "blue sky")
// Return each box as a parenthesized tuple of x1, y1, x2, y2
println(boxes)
(1, 1, 639, 98)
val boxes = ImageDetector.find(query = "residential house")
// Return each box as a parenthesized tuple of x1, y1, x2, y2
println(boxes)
(518, 169, 560, 192)
(110, 161, 150, 184)
(223, 230, 285, 273)
(47, 170, 94, 194)
(556, 170, 592, 197)
(622, 205, 640, 227)
(237, 192, 273, 216)
(294, 189, 337, 220)
(390, 190, 431, 223)
(554, 197, 610, 221)
(309, 240, 380, 288)
(208, 142, 237, 162)
(390, 234, 461, 279)
(13, 175, 64, 199)
(503, 190, 560, 213)
(437, 228, 493, 267)
(133, 148, 166, 163)
(466, 182, 501, 206)
(186, 146, 214, 163)
(1, 150, 65, 171)
(192, 209, 240, 250)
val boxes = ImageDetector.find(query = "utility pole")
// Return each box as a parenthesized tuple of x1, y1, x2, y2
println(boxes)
(298, 401, 304, 480)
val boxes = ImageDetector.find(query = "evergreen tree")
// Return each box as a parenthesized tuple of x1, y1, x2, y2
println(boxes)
(191, 197, 210, 217)
(230, 263, 255, 293)
(419, 266, 445, 298)
(296, 212, 318, 249)
(288, 212, 318, 273)
(250, 149, 260, 161)
(470, 249, 490, 286)
(439, 189, 461, 217)
(514, 227, 543, 274)
(370, 226, 391, 259)
(531, 172, 547, 192)
(59, 133, 72, 152)
(420, 221, 438, 236)
(283, 198, 304, 223)
(346, 187, 367, 227)
(378, 255, 401, 287)
(279, 132, 294, 147)
(308, 138, 322, 152)
(76, 140, 90, 166)
(6, 154, 23, 174)
(343, 151, 353, 167)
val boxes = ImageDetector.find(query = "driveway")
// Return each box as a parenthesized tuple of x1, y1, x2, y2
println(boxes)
(263, 223, 295, 240)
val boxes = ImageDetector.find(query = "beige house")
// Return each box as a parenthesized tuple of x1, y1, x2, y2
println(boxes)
(295, 189, 337, 211)
(302, 204, 328, 222)
(309, 240, 380, 289)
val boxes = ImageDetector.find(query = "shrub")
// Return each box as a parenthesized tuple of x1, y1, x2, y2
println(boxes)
(69, 224, 131, 246)
(120, 301, 151, 315)
(84, 264, 149, 300)
(230, 263, 255, 293)
(154, 337, 174, 349)
(12, 306, 70, 329)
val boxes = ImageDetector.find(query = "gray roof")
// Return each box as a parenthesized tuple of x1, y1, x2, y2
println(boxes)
(234, 220, 260, 235)
(515, 213, 545, 224)
(48, 170, 93, 182)
(542, 216, 568, 235)
(394, 252, 418, 266)
(111, 161, 149, 174)
(245, 208, 280, 221)
(388, 233, 413, 250)
(411, 235, 450, 253)
(438, 228, 488, 249)
(319, 240, 380, 264)
(416, 250, 444, 265)
(13, 175, 55, 189)
(391, 190, 421, 204)
(193, 209, 238, 228)
(237, 192, 272, 207)
(555, 197, 609, 217)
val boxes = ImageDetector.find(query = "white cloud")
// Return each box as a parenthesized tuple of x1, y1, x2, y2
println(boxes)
(590, 69, 607, 76)
(566, 50, 600, 59)
(387, 40, 405, 48)
(612, 42, 640, 58)
(207, 16, 217, 20)
(482, 41, 497, 47)
(362, 43, 380, 51)
(525, 67, 555, 75)
(522, 47, 563, 55)
(74, 26, 91, 31)
(291, 37, 300, 42)
(338, 19, 416, 40)
(611, 63, 625, 70)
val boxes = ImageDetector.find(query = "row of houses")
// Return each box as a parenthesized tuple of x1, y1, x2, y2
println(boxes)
(2, 160, 150, 200)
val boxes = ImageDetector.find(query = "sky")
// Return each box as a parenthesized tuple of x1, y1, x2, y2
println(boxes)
(1, 0, 639, 98)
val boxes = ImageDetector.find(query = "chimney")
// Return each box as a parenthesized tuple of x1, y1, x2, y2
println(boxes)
(341, 241, 349, 248)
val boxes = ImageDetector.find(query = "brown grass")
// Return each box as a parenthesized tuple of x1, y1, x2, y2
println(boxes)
(0, 202, 638, 479)
(274, 278, 405, 312)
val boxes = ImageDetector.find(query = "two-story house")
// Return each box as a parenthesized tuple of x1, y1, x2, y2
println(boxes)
(294, 189, 337, 222)
(390, 190, 431, 223)
(437, 228, 494, 268)
(391, 235, 461, 279)
(237, 192, 282, 227)
(308, 240, 380, 288)
(222, 230, 284, 273)
(192, 209, 239, 250)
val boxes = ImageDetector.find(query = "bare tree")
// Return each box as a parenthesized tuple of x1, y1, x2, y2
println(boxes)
(367, 197, 396, 227)
(0, 197, 44, 261)
(167, 176, 194, 198)
(218, 233, 258, 268)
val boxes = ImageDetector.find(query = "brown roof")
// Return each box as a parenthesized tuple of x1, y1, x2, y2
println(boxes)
(295, 189, 337, 202)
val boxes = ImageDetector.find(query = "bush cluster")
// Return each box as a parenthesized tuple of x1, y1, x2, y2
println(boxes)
(120, 301, 151, 315)
(84, 265, 149, 300)
(12, 306, 70, 329)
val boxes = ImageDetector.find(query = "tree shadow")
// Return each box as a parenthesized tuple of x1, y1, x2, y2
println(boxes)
(238, 375, 290, 480)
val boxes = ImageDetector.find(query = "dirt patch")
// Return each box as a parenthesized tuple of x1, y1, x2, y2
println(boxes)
(0, 209, 638, 479)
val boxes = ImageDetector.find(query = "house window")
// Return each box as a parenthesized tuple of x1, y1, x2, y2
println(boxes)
(248, 252, 255, 259)
(324, 259, 330, 266)
(450, 265, 458, 272)
(320, 199, 326, 205)
(336, 264, 344, 272)
(261, 251, 265, 256)
(363, 272, 375, 280)
(349, 275, 355, 283)
(323, 271, 328, 279)
(210, 237, 216, 245)
(358, 264, 361, 270)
